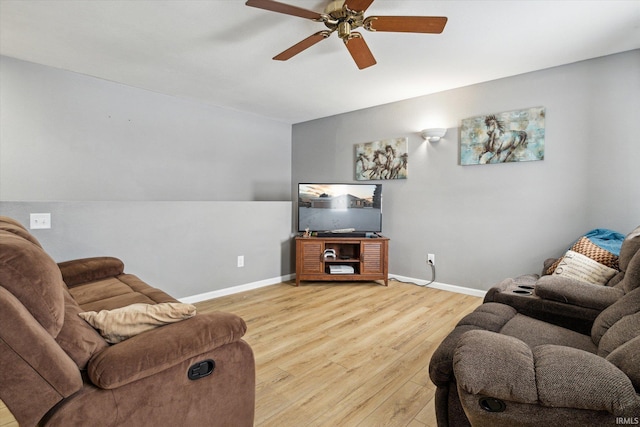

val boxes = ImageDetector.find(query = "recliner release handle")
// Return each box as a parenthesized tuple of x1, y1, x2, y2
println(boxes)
(479, 397, 506, 412)
(188, 359, 215, 380)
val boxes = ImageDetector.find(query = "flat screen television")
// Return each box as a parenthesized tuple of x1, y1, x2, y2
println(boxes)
(298, 183, 382, 233)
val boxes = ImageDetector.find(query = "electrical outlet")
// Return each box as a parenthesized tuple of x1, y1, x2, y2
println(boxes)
(237, 255, 244, 268)
(30, 213, 51, 229)
(428, 253, 435, 265)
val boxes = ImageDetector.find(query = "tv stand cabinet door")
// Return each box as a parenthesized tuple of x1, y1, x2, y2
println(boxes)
(361, 240, 387, 275)
(296, 239, 323, 276)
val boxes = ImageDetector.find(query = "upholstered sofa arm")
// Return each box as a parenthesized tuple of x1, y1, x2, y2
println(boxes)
(484, 274, 538, 303)
(453, 331, 538, 403)
(429, 303, 518, 386)
(58, 257, 125, 287)
(454, 331, 639, 416)
(88, 312, 247, 389)
(535, 275, 624, 310)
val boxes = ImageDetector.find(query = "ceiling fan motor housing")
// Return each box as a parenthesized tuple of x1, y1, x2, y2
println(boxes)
(324, 0, 348, 18)
(324, 0, 365, 39)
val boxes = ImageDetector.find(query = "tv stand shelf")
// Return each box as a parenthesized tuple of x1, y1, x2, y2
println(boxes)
(295, 235, 389, 286)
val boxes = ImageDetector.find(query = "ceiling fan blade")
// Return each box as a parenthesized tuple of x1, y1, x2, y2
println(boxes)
(344, 33, 376, 70)
(344, 0, 375, 13)
(245, 0, 323, 21)
(365, 16, 447, 33)
(273, 31, 331, 61)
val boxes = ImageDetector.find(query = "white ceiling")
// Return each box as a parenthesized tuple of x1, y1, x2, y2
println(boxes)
(1, 0, 639, 124)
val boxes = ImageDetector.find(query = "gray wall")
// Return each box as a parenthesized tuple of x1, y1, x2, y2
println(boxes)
(292, 51, 640, 291)
(0, 202, 292, 300)
(3, 52, 639, 296)
(0, 56, 294, 299)
(0, 56, 291, 201)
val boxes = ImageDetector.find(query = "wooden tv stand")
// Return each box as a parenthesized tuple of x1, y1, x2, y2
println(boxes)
(295, 235, 389, 286)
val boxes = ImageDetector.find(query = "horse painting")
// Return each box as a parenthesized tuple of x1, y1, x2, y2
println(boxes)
(355, 137, 408, 180)
(478, 114, 529, 164)
(459, 107, 545, 166)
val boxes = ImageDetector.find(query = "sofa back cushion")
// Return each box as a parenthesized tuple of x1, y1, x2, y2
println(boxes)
(598, 311, 640, 357)
(0, 216, 43, 248)
(592, 286, 640, 346)
(55, 290, 109, 369)
(617, 249, 640, 294)
(618, 226, 640, 271)
(0, 230, 65, 337)
(606, 335, 640, 391)
(0, 286, 83, 426)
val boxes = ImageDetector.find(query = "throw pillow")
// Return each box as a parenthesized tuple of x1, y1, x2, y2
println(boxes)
(552, 250, 618, 285)
(545, 236, 620, 275)
(79, 302, 196, 344)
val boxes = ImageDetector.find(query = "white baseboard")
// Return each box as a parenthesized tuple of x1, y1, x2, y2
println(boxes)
(179, 274, 295, 304)
(180, 273, 486, 303)
(389, 274, 487, 298)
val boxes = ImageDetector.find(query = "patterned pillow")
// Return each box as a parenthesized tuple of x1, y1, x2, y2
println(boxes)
(552, 250, 618, 285)
(545, 236, 620, 275)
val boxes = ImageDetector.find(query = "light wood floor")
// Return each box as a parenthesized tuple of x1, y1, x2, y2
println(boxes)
(1, 279, 481, 426)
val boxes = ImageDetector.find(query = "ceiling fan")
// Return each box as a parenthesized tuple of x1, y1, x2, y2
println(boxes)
(245, 0, 447, 70)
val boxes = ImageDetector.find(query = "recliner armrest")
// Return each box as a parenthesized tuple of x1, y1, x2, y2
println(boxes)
(484, 274, 538, 303)
(58, 257, 125, 287)
(454, 331, 639, 415)
(87, 311, 247, 389)
(535, 275, 624, 310)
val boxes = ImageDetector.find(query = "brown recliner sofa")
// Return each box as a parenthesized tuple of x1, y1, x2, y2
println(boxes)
(429, 284, 640, 426)
(0, 216, 255, 426)
(485, 226, 640, 334)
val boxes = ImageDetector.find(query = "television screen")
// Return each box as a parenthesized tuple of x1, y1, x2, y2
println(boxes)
(298, 183, 382, 232)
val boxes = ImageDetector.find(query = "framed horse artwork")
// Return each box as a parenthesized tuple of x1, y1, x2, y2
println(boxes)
(460, 107, 545, 165)
(355, 137, 408, 180)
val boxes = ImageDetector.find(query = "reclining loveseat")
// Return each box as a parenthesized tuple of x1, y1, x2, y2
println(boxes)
(0, 216, 255, 426)
(429, 226, 640, 427)
(485, 226, 640, 334)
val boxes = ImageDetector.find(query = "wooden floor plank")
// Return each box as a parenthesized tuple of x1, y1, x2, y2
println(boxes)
(0, 280, 481, 427)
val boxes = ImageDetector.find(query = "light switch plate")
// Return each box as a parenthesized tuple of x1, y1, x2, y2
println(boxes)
(30, 213, 51, 229)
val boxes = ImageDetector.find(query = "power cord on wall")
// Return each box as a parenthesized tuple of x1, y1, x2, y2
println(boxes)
(388, 258, 436, 287)
(425, 259, 436, 286)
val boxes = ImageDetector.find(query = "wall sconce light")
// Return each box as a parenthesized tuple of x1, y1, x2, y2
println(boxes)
(420, 128, 447, 142)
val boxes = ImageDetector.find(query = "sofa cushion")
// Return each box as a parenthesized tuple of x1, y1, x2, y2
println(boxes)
(592, 287, 640, 346)
(0, 230, 65, 337)
(619, 248, 640, 294)
(618, 226, 640, 272)
(0, 216, 43, 248)
(55, 290, 109, 369)
(0, 286, 83, 426)
(68, 274, 178, 311)
(57, 257, 125, 287)
(500, 313, 597, 354)
(551, 250, 618, 285)
(597, 312, 640, 358)
(533, 344, 638, 414)
(79, 302, 197, 344)
(606, 336, 640, 391)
